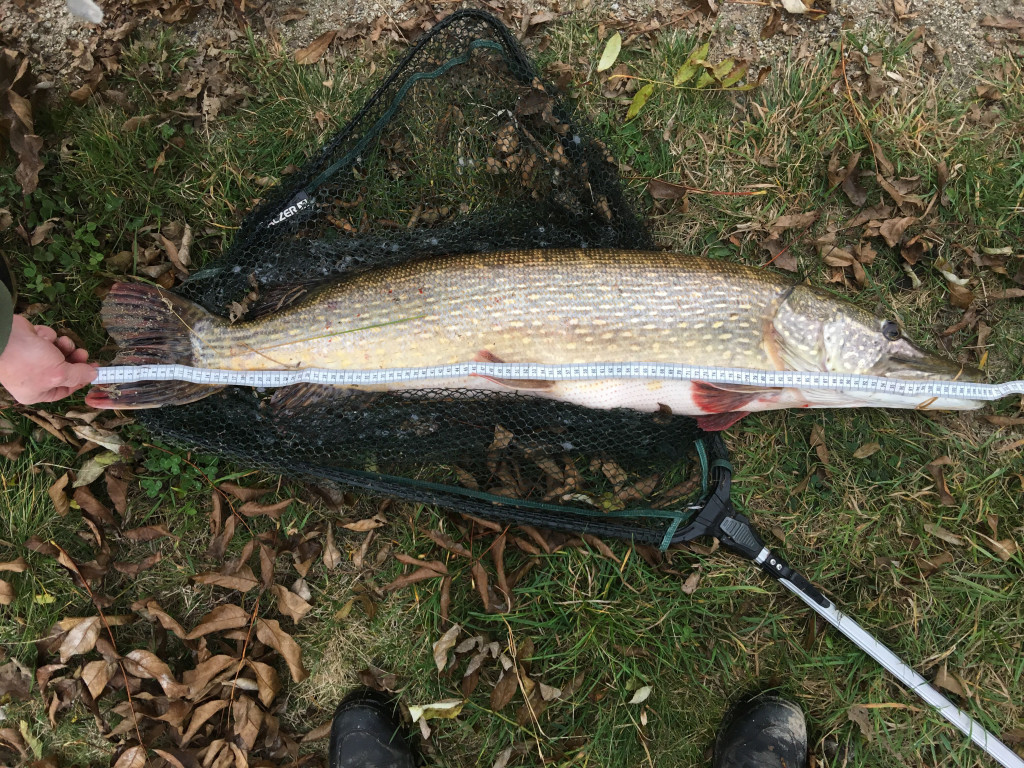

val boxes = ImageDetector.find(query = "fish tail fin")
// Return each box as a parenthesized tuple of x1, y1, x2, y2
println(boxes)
(86, 282, 225, 410)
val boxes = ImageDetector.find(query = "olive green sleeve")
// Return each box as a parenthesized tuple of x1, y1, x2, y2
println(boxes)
(0, 254, 15, 355)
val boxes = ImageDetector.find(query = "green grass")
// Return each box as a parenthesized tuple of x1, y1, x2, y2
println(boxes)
(1, 14, 1023, 768)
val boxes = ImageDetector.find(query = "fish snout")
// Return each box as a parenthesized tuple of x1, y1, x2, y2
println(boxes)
(882, 339, 983, 381)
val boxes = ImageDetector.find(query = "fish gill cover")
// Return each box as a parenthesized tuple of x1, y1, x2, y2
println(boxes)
(136, 9, 711, 543)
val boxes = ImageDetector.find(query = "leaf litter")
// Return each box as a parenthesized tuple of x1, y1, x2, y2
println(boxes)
(6, 451, 353, 766)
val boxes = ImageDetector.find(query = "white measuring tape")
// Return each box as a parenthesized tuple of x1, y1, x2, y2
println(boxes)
(94, 362, 1024, 401)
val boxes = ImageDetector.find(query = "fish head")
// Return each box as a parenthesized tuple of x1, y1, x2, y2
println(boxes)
(772, 285, 982, 389)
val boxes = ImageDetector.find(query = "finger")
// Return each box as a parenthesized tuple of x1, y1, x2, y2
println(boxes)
(34, 325, 58, 342)
(68, 348, 90, 364)
(56, 336, 77, 356)
(60, 362, 99, 389)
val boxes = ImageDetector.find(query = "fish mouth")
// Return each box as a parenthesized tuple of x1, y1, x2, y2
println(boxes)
(880, 351, 984, 381)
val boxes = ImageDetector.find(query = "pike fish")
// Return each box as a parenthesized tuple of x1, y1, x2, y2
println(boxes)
(85, 249, 983, 429)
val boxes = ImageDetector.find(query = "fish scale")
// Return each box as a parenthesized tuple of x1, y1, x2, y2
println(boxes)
(197, 249, 787, 371)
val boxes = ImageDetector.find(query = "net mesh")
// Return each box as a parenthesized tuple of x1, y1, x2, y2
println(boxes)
(136, 10, 715, 544)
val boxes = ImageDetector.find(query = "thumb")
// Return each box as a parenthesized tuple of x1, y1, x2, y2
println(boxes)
(61, 362, 100, 389)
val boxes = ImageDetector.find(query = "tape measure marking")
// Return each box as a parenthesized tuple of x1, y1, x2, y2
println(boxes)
(93, 363, 1024, 403)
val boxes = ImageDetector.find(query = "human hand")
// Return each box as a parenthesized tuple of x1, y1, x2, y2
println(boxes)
(0, 315, 98, 404)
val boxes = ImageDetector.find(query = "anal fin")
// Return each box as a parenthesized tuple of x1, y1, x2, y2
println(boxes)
(692, 381, 778, 413)
(696, 411, 750, 431)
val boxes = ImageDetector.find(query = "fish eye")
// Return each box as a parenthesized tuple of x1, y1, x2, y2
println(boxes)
(882, 320, 901, 341)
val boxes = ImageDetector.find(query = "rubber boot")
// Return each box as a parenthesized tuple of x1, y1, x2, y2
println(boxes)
(712, 693, 808, 768)
(328, 687, 415, 768)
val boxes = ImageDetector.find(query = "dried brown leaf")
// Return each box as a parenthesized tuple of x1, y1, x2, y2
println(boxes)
(0, 438, 25, 461)
(0, 579, 15, 606)
(272, 583, 313, 624)
(302, 720, 332, 742)
(977, 532, 1018, 562)
(48, 473, 71, 517)
(58, 616, 101, 662)
(256, 618, 308, 682)
(193, 566, 259, 593)
(924, 522, 965, 547)
(182, 699, 229, 746)
(681, 569, 701, 595)
(122, 524, 176, 542)
(917, 551, 954, 578)
(184, 655, 237, 699)
(769, 211, 819, 232)
(842, 173, 868, 207)
(219, 482, 271, 502)
(232, 696, 263, 751)
(433, 624, 461, 672)
(295, 30, 336, 65)
(489, 425, 514, 452)
(853, 442, 881, 459)
(761, 7, 783, 38)
(647, 178, 689, 199)
(341, 515, 386, 532)
(395, 554, 448, 574)
(490, 670, 519, 711)
(123, 649, 187, 697)
(847, 203, 893, 228)
(927, 457, 957, 506)
(323, 523, 342, 569)
(73, 486, 116, 526)
(133, 599, 187, 639)
(989, 288, 1024, 300)
(246, 660, 281, 707)
(980, 15, 1024, 30)
(440, 574, 451, 623)
(185, 604, 250, 639)
(847, 704, 874, 741)
(113, 745, 147, 768)
(81, 659, 114, 699)
(113, 552, 163, 576)
(879, 216, 917, 247)
(492, 533, 510, 607)
(948, 282, 975, 309)
(983, 415, 1024, 427)
(0, 557, 26, 573)
(809, 424, 829, 465)
(239, 498, 293, 519)
(934, 664, 967, 697)
(0, 661, 31, 701)
(425, 529, 473, 558)
(471, 561, 491, 612)
(383, 566, 443, 592)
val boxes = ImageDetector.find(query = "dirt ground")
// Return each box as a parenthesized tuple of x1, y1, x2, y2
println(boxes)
(2, 0, 1021, 88)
